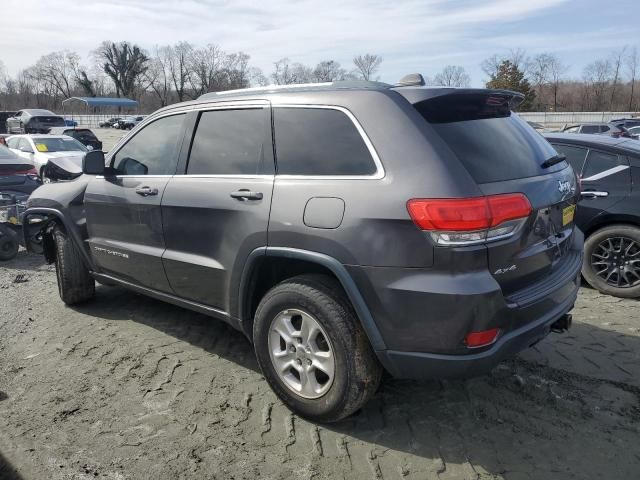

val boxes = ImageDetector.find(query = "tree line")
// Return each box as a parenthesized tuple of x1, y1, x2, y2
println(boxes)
(0, 42, 638, 113)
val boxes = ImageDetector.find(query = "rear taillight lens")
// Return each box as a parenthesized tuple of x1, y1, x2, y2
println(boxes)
(407, 193, 532, 246)
(465, 328, 501, 348)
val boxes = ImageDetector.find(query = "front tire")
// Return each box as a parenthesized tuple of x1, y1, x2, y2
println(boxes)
(54, 227, 95, 304)
(253, 274, 382, 422)
(583, 225, 640, 298)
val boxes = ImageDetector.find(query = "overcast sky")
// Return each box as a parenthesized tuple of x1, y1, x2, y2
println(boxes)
(1, 0, 638, 86)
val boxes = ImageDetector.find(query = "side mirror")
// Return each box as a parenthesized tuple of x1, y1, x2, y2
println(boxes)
(19, 146, 33, 153)
(83, 150, 106, 175)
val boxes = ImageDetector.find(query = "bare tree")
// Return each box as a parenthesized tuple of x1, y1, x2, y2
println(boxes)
(188, 44, 224, 96)
(482, 49, 530, 80)
(168, 42, 193, 102)
(626, 47, 638, 110)
(96, 41, 149, 98)
(34, 51, 82, 99)
(529, 53, 567, 110)
(583, 60, 612, 111)
(144, 46, 172, 106)
(609, 47, 626, 109)
(313, 60, 347, 82)
(271, 58, 314, 85)
(352, 54, 382, 81)
(429, 65, 471, 87)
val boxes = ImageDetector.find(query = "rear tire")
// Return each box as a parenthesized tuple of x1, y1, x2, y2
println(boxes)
(253, 274, 382, 422)
(582, 224, 640, 298)
(0, 228, 19, 261)
(54, 227, 95, 304)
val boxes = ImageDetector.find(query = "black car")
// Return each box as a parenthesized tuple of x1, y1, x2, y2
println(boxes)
(23, 78, 581, 421)
(545, 133, 640, 298)
(99, 117, 121, 128)
(5, 109, 66, 134)
(48, 127, 103, 151)
(0, 144, 41, 260)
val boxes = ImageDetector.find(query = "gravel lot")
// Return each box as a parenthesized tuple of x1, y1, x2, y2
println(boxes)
(0, 128, 639, 479)
(1, 252, 639, 480)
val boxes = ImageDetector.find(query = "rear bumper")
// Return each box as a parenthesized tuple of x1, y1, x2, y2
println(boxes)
(347, 229, 583, 379)
(376, 287, 577, 379)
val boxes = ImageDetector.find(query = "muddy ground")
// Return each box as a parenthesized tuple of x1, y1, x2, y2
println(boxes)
(1, 252, 639, 480)
(0, 127, 639, 479)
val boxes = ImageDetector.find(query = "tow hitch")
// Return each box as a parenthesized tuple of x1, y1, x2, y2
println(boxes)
(551, 313, 572, 333)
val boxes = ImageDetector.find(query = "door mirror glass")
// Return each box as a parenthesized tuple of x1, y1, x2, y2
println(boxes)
(82, 150, 106, 175)
(19, 145, 33, 153)
(117, 156, 148, 176)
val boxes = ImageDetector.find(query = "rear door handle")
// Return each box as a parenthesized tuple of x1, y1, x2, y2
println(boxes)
(135, 186, 158, 197)
(581, 190, 608, 198)
(230, 189, 263, 201)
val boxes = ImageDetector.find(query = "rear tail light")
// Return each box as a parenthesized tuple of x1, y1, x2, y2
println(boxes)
(464, 328, 501, 348)
(407, 193, 532, 246)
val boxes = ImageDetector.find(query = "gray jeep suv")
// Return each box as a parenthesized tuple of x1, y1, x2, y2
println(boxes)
(23, 78, 583, 422)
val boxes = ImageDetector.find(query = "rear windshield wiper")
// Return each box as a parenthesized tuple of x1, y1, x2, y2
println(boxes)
(541, 154, 566, 169)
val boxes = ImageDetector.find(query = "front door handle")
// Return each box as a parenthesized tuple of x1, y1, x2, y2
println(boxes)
(581, 190, 608, 198)
(230, 189, 263, 201)
(135, 186, 158, 197)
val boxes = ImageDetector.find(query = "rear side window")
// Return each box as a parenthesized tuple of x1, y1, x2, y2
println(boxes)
(274, 107, 377, 176)
(551, 144, 588, 173)
(581, 125, 600, 134)
(582, 150, 625, 179)
(415, 94, 563, 183)
(187, 108, 271, 175)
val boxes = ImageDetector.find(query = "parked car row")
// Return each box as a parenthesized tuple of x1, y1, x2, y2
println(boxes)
(560, 122, 633, 138)
(98, 115, 145, 129)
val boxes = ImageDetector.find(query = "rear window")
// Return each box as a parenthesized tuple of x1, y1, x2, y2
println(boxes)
(415, 94, 563, 183)
(274, 107, 377, 176)
(187, 108, 271, 175)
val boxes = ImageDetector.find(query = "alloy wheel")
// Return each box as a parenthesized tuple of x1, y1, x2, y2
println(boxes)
(591, 236, 640, 288)
(268, 308, 335, 399)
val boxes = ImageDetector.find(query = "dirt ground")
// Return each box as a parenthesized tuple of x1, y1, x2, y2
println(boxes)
(0, 251, 638, 480)
(0, 127, 639, 479)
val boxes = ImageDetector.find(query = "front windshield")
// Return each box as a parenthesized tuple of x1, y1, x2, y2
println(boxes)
(33, 137, 88, 153)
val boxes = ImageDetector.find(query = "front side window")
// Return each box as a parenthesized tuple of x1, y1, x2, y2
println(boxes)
(112, 114, 185, 175)
(274, 107, 377, 176)
(564, 126, 579, 133)
(186, 108, 270, 175)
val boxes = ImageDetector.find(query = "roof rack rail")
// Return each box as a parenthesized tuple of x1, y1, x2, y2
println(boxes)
(198, 80, 391, 100)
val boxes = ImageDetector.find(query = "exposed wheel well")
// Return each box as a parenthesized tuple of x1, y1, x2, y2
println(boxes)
(242, 256, 347, 337)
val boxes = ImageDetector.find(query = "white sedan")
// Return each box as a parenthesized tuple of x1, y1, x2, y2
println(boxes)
(6, 135, 89, 181)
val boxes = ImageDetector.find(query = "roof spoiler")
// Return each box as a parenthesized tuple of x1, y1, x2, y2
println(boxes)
(395, 73, 426, 87)
(396, 87, 524, 109)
